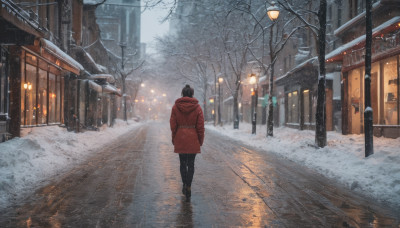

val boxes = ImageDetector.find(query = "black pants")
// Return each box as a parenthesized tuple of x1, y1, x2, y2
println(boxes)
(179, 154, 196, 187)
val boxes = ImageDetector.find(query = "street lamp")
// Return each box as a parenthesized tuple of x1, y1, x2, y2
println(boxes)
(250, 74, 258, 134)
(267, 1, 280, 21)
(218, 77, 223, 126)
(266, 1, 280, 137)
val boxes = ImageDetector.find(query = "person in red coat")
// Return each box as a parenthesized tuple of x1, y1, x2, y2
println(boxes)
(170, 84, 205, 201)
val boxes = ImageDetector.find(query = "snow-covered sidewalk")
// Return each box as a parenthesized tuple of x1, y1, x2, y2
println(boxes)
(206, 123, 400, 208)
(0, 120, 143, 210)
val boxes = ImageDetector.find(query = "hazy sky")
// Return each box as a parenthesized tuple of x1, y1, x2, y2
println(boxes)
(141, 5, 171, 54)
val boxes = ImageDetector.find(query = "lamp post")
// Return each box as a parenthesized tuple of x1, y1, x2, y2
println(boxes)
(266, 1, 280, 137)
(364, 0, 374, 157)
(218, 77, 223, 126)
(250, 74, 258, 134)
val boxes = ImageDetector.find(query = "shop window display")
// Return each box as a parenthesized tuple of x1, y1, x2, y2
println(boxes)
(49, 73, 56, 124)
(38, 68, 47, 125)
(24, 64, 37, 126)
(303, 90, 310, 123)
(287, 91, 299, 123)
(383, 56, 398, 125)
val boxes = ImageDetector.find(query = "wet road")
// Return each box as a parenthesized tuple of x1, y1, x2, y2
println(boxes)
(1, 122, 399, 227)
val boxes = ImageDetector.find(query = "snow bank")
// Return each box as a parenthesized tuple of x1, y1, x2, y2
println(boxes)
(206, 123, 400, 207)
(0, 120, 143, 210)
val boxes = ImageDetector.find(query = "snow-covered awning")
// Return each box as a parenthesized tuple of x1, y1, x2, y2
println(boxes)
(275, 57, 318, 83)
(88, 80, 102, 93)
(326, 16, 400, 62)
(40, 38, 84, 75)
(103, 84, 122, 97)
(90, 74, 115, 83)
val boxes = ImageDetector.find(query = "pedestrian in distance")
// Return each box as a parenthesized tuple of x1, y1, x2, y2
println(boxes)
(170, 84, 205, 202)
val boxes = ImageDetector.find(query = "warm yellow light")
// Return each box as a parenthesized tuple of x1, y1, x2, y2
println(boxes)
(304, 89, 309, 93)
(162, 93, 166, 97)
(251, 88, 254, 92)
(218, 77, 224, 83)
(267, 1, 280, 21)
(28, 84, 32, 90)
(24, 83, 28, 89)
(141, 99, 144, 102)
(135, 99, 139, 103)
(239, 103, 242, 108)
(249, 75, 257, 84)
(209, 98, 214, 103)
(151, 89, 154, 93)
(212, 110, 215, 115)
(141, 83, 145, 87)
(153, 99, 157, 102)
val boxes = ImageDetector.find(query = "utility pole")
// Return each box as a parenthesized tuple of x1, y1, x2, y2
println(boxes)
(364, 0, 374, 157)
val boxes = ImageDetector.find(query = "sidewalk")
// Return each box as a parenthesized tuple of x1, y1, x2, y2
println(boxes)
(0, 120, 143, 210)
(206, 123, 400, 208)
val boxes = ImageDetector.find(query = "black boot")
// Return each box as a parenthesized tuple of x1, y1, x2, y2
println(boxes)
(185, 186, 191, 201)
(182, 184, 186, 195)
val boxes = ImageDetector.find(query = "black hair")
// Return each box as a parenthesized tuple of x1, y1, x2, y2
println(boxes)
(182, 84, 194, 98)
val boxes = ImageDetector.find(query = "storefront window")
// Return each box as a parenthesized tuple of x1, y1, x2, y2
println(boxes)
(303, 90, 310, 123)
(79, 80, 86, 126)
(383, 56, 398, 125)
(38, 68, 47, 125)
(20, 50, 65, 128)
(311, 94, 317, 124)
(49, 73, 56, 124)
(371, 62, 380, 124)
(287, 91, 299, 123)
(25, 64, 37, 126)
(60, 77, 64, 124)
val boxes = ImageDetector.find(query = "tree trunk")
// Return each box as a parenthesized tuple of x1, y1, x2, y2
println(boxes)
(233, 92, 239, 129)
(315, 0, 327, 147)
(267, 23, 275, 137)
(122, 77, 127, 122)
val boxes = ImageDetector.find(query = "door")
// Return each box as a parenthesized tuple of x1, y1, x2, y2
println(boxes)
(348, 69, 362, 134)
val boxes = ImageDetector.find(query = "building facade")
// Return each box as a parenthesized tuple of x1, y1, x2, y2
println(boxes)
(326, 0, 400, 138)
(0, 0, 122, 142)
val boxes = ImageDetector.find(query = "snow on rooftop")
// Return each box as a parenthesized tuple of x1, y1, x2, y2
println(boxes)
(206, 123, 400, 208)
(326, 16, 400, 60)
(275, 57, 318, 82)
(40, 39, 84, 72)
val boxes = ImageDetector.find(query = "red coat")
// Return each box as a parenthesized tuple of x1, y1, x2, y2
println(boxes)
(170, 97, 205, 154)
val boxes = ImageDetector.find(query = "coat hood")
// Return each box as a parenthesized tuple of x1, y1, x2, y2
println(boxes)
(175, 97, 199, 113)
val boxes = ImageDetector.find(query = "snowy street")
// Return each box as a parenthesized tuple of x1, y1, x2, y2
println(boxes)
(1, 122, 399, 227)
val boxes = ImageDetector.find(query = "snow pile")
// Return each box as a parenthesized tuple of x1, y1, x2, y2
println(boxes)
(206, 123, 400, 207)
(0, 120, 143, 210)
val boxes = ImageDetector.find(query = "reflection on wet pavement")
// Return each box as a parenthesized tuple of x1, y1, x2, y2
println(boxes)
(0, 122, 399, 227)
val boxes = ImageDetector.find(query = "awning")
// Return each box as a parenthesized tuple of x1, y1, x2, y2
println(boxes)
(326, 16, 400, 62)
(90, 74, 115, 83)
(103, 84, 122, 97)
(88, 80, 102, 93)
(40, 38, 84, 75)
(275, 57, 318, 84)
